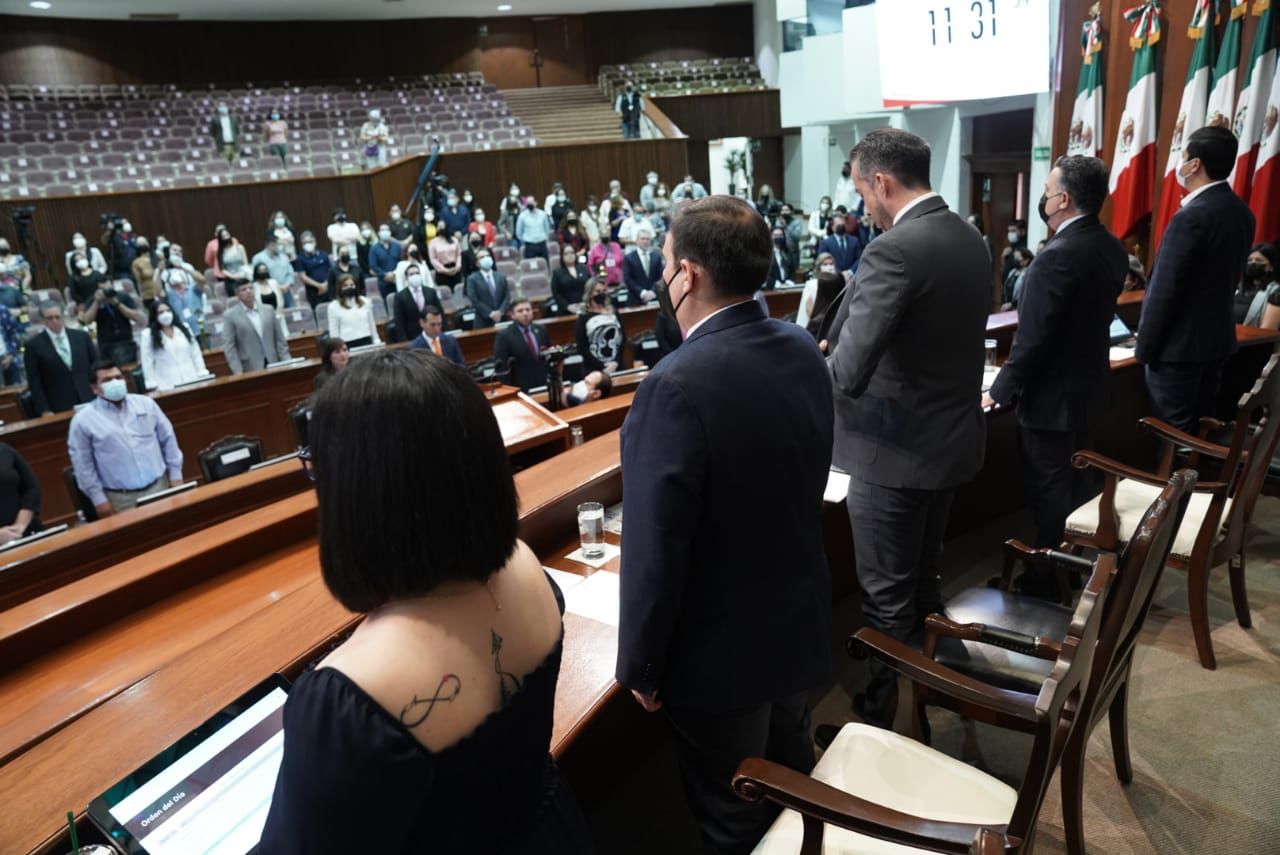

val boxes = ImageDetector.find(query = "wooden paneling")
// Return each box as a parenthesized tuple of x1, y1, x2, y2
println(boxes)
(0, 7, 754, 87)
(534, 16, 592, 88)
(1053, 1, 1269, 261)
(651, 90, 783, 141)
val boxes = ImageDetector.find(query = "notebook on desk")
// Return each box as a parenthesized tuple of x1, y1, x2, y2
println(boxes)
(88, 674, 290, 855)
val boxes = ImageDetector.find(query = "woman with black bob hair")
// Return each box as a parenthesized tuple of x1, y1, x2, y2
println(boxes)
(258, 350, 593, 854)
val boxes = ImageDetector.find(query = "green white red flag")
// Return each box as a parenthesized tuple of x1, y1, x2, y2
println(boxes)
(1067, 13, 1105, 157)
(1109, 2, 1161, 239)
(1231, 0, 1277, 200)
(1250, 0, 1280, 240)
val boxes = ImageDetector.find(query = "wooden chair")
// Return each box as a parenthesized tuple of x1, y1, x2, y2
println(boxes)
(919, 469, 1196, 855)
(1061, 353, 1280, 669)
(732, 553, 1115, 854)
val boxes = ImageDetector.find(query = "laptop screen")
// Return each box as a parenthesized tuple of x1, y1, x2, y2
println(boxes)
(90, 675, 289, 854)
(1109, 315, 1134, 343)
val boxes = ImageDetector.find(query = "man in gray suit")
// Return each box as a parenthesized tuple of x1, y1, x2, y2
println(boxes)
(463, 249, 510, 328)
(821, 128, 990, 731)
(223, 281, 291, 374)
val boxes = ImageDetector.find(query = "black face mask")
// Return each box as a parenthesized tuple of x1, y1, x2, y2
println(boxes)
(1246, 261, 1271, 283)
(834, 224, 846, 236)
(657, 262, 690, 322)
(254, 270, 268, 280)
(341, 288, 358, 299)
(773, 237, 786, 247)
(841, 167, 851, 179)
(592, 292, 608, 306)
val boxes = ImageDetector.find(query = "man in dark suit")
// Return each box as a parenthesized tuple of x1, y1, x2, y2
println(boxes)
(823, 129, 989, 730)
(492, 299, 549, 391)
(618, 196, 833, 853)
(409, 306, 464, 366)
(817, 212, 862, 273)
(622, 229, 662, 304)
(984, 156, 1128, 593)
(392, 264, 442, 343)
(24, 301, 98, 416)
(765, 226, 796, 288)
(463, 250, 510, 329)
(1138, 126, 1256, 432)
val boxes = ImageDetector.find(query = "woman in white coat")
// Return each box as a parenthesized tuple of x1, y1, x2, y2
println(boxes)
(140, 300, 208, 391)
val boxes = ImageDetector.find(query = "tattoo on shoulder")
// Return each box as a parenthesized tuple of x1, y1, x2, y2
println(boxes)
(399, 674, 461, 729)
(492, 629, 522, 707)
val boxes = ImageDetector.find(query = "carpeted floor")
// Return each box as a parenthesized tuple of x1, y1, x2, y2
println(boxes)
(586, 499, 1280, 854)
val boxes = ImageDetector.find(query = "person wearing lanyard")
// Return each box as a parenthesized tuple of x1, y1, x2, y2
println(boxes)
(67, 361, 184, 516)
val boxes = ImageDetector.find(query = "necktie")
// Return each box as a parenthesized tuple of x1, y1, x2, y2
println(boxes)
(840, 237, 846, 254)
(54, 334, 71, 369)
(432, 337, 442, 356)
(640, 252, 649, 276)
(486, 272, 495, 299)
(412, 287, 423, 312)
(523, 326, 538, 357)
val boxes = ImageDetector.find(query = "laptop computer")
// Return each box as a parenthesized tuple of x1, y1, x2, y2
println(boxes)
(88, 674, 290, 854)
(1109, 314, 1137, 346)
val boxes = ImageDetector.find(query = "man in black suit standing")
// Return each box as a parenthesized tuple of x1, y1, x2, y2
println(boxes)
(463, 250, 510, 329)
(984, 156, 1128, 594)
(621, 228, 662, 304)
(492, 298, 549, 391)
(24, 301, 98, 416)
(391, 263, 442, 342)
(817, 211, 862, 273)
(823, 128, 989, 730)
(1138, 127, 1256, 431)
(617, 196, 833, 853)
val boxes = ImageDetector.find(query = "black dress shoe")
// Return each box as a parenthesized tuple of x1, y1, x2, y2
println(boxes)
(814, 723, 840, 750)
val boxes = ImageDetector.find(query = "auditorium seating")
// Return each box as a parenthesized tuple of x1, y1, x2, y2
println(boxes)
(597, 57, 766, 101)
(0, 74, 537, 199)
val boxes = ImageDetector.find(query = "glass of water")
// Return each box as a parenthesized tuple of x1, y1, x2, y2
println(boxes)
(984, 339, 998, 368)
(577, 502, 605, 559)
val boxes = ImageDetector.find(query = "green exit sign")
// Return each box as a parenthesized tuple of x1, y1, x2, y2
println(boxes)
(1033, 146, 1051, 162)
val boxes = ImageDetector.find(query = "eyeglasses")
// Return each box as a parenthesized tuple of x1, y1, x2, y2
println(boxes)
(297, 446, 315, 481)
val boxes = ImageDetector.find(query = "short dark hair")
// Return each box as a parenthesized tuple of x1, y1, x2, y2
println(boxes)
(510, 297, 532, 310)
(849, 128, 932, 190)
(421, 305, 443, 321)
(1186, 126, 1239, 180)
(1053, 155, 1109, 216)
(310, 350, 518, 612)
(91, 359, 121, 384)
(320, 337, 347, 372)
(596, 372, 613, 397)
(668, 195, 771, 298)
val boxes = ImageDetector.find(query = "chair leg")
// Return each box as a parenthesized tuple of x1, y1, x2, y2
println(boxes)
(1186, 562, 1218, 670)
(1228, 551, 1253, 630)
(1060, 730, 1088, 855)
(1108, 679, 1133, 785)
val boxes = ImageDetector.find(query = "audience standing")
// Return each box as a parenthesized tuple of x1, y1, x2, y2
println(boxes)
(468, 208, 497, 247)
(79, 283, 146, 365)
(818, 212, 862, 274)
(360, 109, 390, 169)
(516, 200, 553, 261)
(68, 361, 184, 516)
(223, 281, 291, 374)
(140, 301, 208, 391)
(493, 298, 549, 391)
(264, 109, 289, 167)
(622, 230, 661, 304)
(409, 305, 464, 366)
(266, 211, 300, 260)
(615, 82, 642, 139)
(327, 275, 381, 349)
(588, 237, 625, 288)
(429, 225, 464, 289)
(1137, 127, 1256, 432)
(24, 302, 97, 416)
(210, 104, 240, 163)
(0, 239, 31, 294)
(393, 264, 442, 343)
(369, 225, 403, 300)
(551, 245, 588, 315)
(465, 250, 510, 328)
(294, 232, 332, 310)
(386, 205, 413, 242)
(65, 233, 107, 277)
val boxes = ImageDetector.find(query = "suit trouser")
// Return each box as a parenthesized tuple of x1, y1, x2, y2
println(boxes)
(846, 477, 954, 727)
(1017, 425, 1097, 552)
(103, 475, 168, 513)
(1145, 359, 1223, 434)
(663, 691, 813, 855)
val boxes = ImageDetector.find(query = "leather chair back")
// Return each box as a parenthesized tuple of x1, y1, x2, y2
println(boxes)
(62, 465, 98, 522)
(198, 435, 264, 482)
(287, 402, 311, 448)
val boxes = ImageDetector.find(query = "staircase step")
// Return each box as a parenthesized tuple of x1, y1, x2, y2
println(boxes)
(500, 85, 625, 144)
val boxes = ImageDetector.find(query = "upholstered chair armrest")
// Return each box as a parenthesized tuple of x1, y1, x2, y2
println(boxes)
(923, 614, 1062, 662)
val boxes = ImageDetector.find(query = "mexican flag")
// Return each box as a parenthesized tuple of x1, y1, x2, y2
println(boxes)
(1067, 14, 1105, 157)
(1231, 0, 1277, 200)
(1109, 3, 1161, 240)
(1153, 2, 1216, 255)
(1252, 26, 1280, 241)
(1206, 0, 1246, 131)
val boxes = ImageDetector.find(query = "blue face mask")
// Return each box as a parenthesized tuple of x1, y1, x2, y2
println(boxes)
(101, 378, 127, 402)
(479, 257, 494, 271)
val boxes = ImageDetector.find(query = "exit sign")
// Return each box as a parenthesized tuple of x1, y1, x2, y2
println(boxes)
(1033, 146, 1051, 162)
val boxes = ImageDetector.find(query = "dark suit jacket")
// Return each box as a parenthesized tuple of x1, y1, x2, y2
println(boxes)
(23, 329, 98, 415)
(766, 247, 796, 288)
(392, 286, 442, 343)
(550, 267, 588, 314)
(1137, 183, 1256, 364)
(622, 249, 663, 303)
(989, 216, 1128, 432)
(654, 314, 682, 361)
(493, 322, 550, 391)
(818, 232, 862, 273)
(826, 195, 989, 489)
(617, 300, 833, 711)
(464, 270, 510, 328)
(409, 332, 464, 366)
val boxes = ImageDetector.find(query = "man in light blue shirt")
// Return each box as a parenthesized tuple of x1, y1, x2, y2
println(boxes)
(68, 361, 184, 517)
(250, 237, 296, 307)
(515, 200, 552, 261)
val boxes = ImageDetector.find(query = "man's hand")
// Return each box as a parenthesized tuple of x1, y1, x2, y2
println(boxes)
(383, 271, 395, 282)
(489, 310, 502, 322)
(95, 503, 113, 518)
(39, 410, 53, 418)
(641, 289, 655, 303)
(981, 392, 996, 411)
(630, 689, 662, 713)
(0, 527, 18, 545)
(818, 339, 829, 355)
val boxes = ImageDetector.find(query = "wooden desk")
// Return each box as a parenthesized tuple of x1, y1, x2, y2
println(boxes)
(0, 433, 625, 854)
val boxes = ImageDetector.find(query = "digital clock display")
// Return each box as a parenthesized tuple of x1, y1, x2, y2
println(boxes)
(876, 0, 1051, 106)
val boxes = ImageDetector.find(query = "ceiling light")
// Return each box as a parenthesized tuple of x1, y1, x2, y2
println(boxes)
(497, 4, 512, 10)
(30, 1, 53, 8)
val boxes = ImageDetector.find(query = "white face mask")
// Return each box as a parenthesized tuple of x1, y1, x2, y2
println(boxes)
(73, 237, 87, 249)
(157, 311, 174, 327)
(571, 380, 589, 402)
(171, 251, 183, 262)
(820, 203, 830, 213)
(1007, 230, 1020, 244)
(379, 229, 391, 241)
(76, 260, 90, 271)
(275, 217, 286, 228)
(819, 264, 836, 274)
(475, 213, 486, 223)
(101, 378, 128, 402)
(408, 274, 423, 288)
(1176, 158, 1197, 190)
(302, 242, 316, 253)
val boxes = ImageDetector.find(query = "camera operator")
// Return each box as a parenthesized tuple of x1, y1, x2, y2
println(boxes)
(100, 214, 139, 283)
(79, 283, 146, 365)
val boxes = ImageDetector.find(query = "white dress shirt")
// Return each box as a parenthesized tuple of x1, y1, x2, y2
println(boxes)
(140, 327, 208, 390)
(1181, 179, 1229, 208)
(892, 192, 941, 226)
(327, 300, 381, 344)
